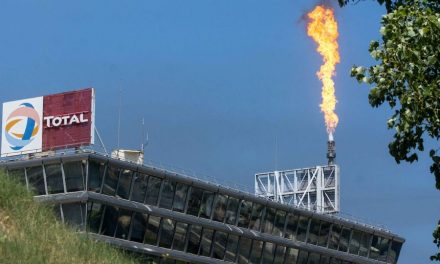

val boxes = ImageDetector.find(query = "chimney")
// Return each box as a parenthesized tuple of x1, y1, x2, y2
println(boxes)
(327, 132, 336, 165)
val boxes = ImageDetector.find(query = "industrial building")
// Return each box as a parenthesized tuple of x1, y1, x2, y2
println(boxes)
(0, 89, 404, 263)
(1, 151, 404, 264)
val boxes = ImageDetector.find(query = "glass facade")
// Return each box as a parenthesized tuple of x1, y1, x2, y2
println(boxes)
(90, 201, 364, 263)
(44, 163, 64, 194)
(63, 161, 85, 192)
(4, 155, 404, 264)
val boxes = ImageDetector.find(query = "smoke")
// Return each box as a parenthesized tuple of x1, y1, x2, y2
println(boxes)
(317, 0, 336, 8)
(297, 0, 337, 24)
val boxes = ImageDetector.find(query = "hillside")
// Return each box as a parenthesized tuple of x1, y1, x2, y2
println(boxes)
(0, 170, 138, 264)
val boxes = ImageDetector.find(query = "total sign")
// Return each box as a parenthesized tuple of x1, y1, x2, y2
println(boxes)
(1, 88, 95, 157)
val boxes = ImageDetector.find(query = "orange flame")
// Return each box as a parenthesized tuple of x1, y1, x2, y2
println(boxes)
(307, 5, 340, 134)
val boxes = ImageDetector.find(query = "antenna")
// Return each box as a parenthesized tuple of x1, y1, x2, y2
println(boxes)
(275, 135, 278, 170)
(141, 118, 149, 153)
(117, 89, 122, 150)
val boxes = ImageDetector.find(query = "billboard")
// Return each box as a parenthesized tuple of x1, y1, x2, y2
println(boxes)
(1, 88, 95, 157)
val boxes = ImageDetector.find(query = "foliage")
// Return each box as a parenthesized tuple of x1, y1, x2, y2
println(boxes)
(0, 170, 138, 264)
(344, 0, 440, 260)
(434, 220, 440, 261)
(338, 0, 440, 13)
(338, 0, 394, 12)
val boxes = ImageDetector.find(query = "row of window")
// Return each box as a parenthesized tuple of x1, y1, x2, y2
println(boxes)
(52, 204, 190, 264)
(7, 160, 402, 263)
(57, 201, 362, 264)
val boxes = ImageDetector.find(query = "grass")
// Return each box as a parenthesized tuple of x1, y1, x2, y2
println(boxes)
(0, 170, 139, 264)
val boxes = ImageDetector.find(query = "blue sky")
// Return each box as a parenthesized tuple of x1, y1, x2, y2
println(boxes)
(0, 0, 439, 262)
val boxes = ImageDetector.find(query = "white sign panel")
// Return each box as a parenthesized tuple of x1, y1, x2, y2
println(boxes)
(1, 97, 43, 157)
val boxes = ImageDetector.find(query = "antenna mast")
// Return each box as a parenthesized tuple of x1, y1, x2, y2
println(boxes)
(141, 118, 149, 153)
(117, 89, 122, 150)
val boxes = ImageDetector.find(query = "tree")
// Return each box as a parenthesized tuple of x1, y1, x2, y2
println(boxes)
(339, 0, 440, 260)
(338, 0, 439, 12)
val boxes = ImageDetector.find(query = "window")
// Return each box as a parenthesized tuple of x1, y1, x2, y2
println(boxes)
(285, 248, 299, 263)
(130, 212, 147, 243)
(63, 161, 85, 192)
(115, 209, 132, 240)
(212, 231, 227, 260)
(272, 210, 287, 237)
(249, 240, 263, 263)
(172, 183, 189, 212)
(359, 232, 371, 257)
(187, 225, 202, 254)
(349, 230, 362, 255)
(162, 258, 175, 264)
(130, 173, 149, 203)
(329, 258, 342, 264)
(186, 187, 203, 216)
(237, 237, 252, 264)
(116, 169, 133, 199)
(388, 240, 403, 263)
(263, 207, 276, 233)
(159, 218, 175, 249)
(100, 205, 119, 236)
(274, 245, 286, 264)
(285, 214, 299, 240)
(45, 164, 64, 194)
(224, 234, 239, 262)
(62, 203, 85, 230)
(199, 228, 214, 256)
(308, 252, 320, 264)
(87, 202, 104, 233)
(8, 168, 26, 186)
(26, 166, 45, 195)
(102, 166, 120, 196)
(370, 235, 389, 260)
(159, 180, 175, 210)
(339, 228, 351, 252)
(297, 216, 310, 242)
(88, 160, 105, 192)
(328, 225, 341, 250)
(238, 200, 252, 228)
(297, 250, 309, 264)
(307, 219, 320, 245)
(199, 191, 215, 219)
(249, 203, 265, 231)
(262, 242, 275, 264)
(144, 215, 161, 245)
(172, 222, 188, 251)
(318, 222, 331, 247)
(320, 255, 331, 264)
(225, 197, 239, 225)
(145, 176, 162, 206)
(212, 194, 228, 222)
(377, 237, 390, 261)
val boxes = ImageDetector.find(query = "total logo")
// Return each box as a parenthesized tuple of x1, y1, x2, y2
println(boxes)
(4, 102, 41, 150)
(44, 113, 89, 128)
(1, 89, 94, 157)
